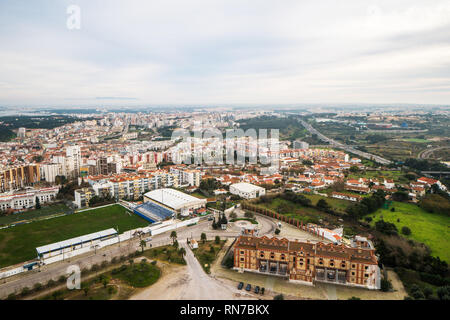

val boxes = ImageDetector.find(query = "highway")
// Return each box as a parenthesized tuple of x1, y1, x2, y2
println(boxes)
(298, 119, 392, 165)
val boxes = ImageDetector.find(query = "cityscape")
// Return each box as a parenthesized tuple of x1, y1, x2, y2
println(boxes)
(0, 0, 449, 313)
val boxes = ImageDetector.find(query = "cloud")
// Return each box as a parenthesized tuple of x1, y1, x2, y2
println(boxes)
(0, 0, 449, 106)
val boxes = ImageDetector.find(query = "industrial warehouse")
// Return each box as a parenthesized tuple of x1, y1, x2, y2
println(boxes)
(233, 235, 381, 290)
(134, 188, 207, 222)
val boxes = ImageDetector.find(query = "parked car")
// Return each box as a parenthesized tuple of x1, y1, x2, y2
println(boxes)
(208, 216, 214, 221)
(254, 286, 260, 294)
(237, 282, 244, 290)
(245, 284, 251, 291)
(261, 287, 265, 295)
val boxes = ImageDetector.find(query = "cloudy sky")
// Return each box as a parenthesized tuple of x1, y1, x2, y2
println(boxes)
(0, 0, 450, 106)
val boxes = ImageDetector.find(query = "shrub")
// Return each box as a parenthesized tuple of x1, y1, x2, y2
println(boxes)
(46, 279, 56, 288)
(275, 228, 280, 235)
(401, 226, 412, 236)
(380, 278, 393, 292)
(20, 287, 30, 297)
(33, 283, 43, 292)
(6, 293, 17, 300)
(274, 294, 284, 300)
(215, 236, 221, 244)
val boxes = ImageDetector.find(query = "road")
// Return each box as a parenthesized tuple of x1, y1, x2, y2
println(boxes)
(298, 119, 392, 165)
(131, 243, 248, 300)
(418, 146, 450, 159)
(0, 214, 277, 299)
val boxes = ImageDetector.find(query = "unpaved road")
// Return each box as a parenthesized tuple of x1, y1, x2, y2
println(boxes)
(130, 243, 254, 300)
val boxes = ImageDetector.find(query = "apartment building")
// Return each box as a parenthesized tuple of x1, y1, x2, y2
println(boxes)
(234, 235, 380, 290)
(0, 186, 59, 211)
(0, 164, 40, 192)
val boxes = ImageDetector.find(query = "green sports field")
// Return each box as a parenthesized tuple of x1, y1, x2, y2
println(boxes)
(0, 204, 148, 268)
(367, 201, 450, 262)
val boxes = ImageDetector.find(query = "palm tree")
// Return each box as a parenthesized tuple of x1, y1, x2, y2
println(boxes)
(170, 231, 177, 244)
(178, 247, 186, 257)
(201, 232, 207, 243)
(140, 240, 146, 253)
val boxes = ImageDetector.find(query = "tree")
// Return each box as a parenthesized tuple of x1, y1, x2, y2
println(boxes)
(316, 199, 330, 211)
(215, 235, 221, 244)
(201, 233, 207, 243)
(274, 294, 284, 300)
(244, 211, 254, 219)
(178, 247, 186, 257)
(349, 165, 359, 173)
(401, 226, 412, 236)
(380, 278, 393, 292)
(173, 240, 179, 249)
(170, 231, 177, 244)
(102, 277, 110, 288)
(275, 228, 280, 235)
(140, 240, 147, 252)
(35, 196, 41, 210)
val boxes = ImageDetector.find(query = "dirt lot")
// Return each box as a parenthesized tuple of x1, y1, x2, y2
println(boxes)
(130, 244, 256, 300)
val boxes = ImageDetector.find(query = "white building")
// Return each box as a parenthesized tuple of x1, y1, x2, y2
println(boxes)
(143, 188, 207, 216)
(229, 182, 265, 199)
(0, 187, 59, 211)
(40, 163, 63, 183)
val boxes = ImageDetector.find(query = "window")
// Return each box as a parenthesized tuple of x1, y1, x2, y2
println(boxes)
(240, 258, 244, 262)
(365, 266, 368, 270)
(352, 264, 356, 269)
(352, 272, 355, 276)
(341, 263, 346, 268)
(240, 251, 244, 255)
(365, 274, 369, 278)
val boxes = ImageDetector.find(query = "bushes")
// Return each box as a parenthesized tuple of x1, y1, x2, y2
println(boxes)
(380, 279, 393, 292)
(419, 194, 450, 216)
(401, 226, 412, 236)
(375, 220, 398, 235)
(437, 286, 450, 300)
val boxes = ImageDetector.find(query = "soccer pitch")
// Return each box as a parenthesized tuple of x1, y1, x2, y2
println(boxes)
(0, 204, 149, 268)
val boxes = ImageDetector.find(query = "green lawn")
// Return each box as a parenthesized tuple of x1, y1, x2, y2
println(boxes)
(348, 170, 409, 184)
(0, 203, 72, 226)
(303, 194, 351, 213)
(258, 197, 324, 224)
(0, 204, 148, 268)
(112, 262, 160, 288)
(367, 201, 450, 262)
(400, 138, 430, 143)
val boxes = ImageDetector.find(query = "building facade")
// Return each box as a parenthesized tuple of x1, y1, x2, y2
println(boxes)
(233, 235, 380, 290)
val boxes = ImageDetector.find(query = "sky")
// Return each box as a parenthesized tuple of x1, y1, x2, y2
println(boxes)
(0, 0, 450, 107)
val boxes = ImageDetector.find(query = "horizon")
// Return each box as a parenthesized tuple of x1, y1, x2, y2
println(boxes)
(1, 0, 450, 106)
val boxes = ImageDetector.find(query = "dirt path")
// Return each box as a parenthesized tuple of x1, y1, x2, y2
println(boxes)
(130, 244, 252, 300)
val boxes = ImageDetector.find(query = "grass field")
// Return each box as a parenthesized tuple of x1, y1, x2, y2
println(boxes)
(192, 240, 225, 273)
(303, 194, 351, 213)
(144, 244, 186, 265)
(0, 203, 72, 226)
(0, 204, 148, 268)
(257, 197, 324, 224)
(348, 170, 408, 183)
(367, 201, 450, 262)
(400, 138, 430, 143)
